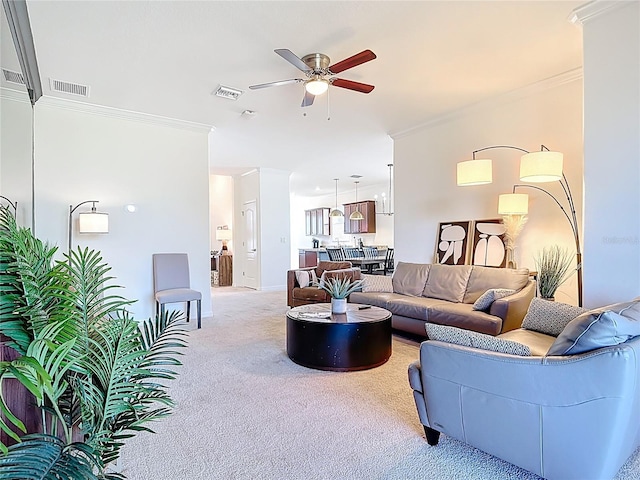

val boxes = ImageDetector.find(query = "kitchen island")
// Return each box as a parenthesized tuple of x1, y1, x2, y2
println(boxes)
(298, 248, 329, 268)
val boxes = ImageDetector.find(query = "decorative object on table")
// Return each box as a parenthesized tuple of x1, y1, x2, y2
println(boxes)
(216, 225, 232, 253)
(534, 245, 578, 300)
(316, 276, 364, 313)
(498, 195, 529, 268)
(470, 218, 506, 267)
(68, 200, 109, 254)
(456, 144, 582, 306)
(435, 220, 471, 265)
(0, 207, 186, 478)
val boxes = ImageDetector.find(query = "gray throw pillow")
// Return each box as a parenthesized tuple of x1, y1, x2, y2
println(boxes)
(521, 297, 587, 337)
(547, 300, 640, 356)
(425, 323, 531, 356)
(472, 288, 516, 311)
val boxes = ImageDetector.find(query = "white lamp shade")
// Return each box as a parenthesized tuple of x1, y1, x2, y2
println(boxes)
(498, 193, 529, 215)
(216, 229, 232, 241)
(457, 159, 492, 186)
(520, 151, 563, 183)
(305, 79, 329, 96)
(78, 212, 109, 233)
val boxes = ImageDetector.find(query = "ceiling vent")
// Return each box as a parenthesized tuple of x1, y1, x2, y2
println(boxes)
(213, 85, 243, 101)
(2, 68, 25, 85)
(49, 78, 90, 97)
(350, 174, 363, 179)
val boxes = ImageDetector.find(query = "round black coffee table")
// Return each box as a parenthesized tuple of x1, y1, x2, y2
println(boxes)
(286, 303, 392, 371)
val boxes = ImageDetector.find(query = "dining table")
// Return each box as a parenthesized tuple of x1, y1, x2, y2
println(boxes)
(349, 256, 386, 274)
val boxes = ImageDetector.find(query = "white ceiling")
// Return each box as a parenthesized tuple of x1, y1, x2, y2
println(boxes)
(2, 1, 584, 197)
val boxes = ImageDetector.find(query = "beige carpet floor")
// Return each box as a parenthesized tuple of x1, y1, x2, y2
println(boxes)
(120, 287, 640, 480)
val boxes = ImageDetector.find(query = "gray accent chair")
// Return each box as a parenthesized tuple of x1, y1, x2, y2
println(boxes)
(152, 253, 202, 328)
(408, 332, 640, 480)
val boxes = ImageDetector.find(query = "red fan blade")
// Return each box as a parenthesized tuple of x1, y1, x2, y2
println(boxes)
(331, 78, 375, 94)
(328, 50, 376, 74)
(301, 90, 315, 107)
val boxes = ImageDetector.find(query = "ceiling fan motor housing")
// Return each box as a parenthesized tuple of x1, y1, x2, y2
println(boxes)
(302, 53, 331, 73)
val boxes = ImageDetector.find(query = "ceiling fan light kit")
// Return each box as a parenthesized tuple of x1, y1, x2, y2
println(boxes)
(249, 48, 376, 107)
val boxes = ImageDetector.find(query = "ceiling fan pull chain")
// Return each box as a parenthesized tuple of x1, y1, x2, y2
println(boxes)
(327, 87, 331, 121)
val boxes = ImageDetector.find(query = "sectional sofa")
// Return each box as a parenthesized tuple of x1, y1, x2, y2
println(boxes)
(349, 262, 535, 336)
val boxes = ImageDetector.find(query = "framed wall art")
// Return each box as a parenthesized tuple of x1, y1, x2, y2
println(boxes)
(471, 218, 507, 267)
(435, 220, 471, 265)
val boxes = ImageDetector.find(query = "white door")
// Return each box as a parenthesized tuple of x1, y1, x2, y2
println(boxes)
(243, 200, 258, 289)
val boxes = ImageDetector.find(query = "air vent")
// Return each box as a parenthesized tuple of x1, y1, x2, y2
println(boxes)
(350, 174, 363, 179)
(49, 78, 90, 97)
(213, 85, 243, 101)
(2, 68, 25, 85)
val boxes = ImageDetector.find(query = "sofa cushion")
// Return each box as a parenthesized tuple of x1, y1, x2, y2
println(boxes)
(292, 287, 329, 303)
(384, 296, 450, 321)
(472, 288, 516, 311)
(428, 302, 503, 335)
(392, 262, 431, 297)
(521, 297, 587, 337)
(499, 328, 556, 356)
(422, 264, 472, 303)
(547, 300, 640, 356)
(362, 274, 393, 293)
(425, 323, 531, 356)
(349, 291, 398, 309)
(463, 266, 530, 303)
(316, 261, 352, 277)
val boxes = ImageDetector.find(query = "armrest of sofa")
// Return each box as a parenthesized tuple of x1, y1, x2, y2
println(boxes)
(287, 267, 316, 307)
(490, 279, 536, 333)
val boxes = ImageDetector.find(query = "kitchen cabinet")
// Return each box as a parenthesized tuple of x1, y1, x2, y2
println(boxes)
(304, 208, 331, 236)
(343, 200, 376, 234)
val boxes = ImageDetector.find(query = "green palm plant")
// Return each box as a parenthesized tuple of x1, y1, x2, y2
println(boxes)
(0, 207, 187, 478)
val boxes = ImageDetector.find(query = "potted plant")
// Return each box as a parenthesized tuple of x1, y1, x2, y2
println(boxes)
(534, 245, 579, 300)
(0, 207, 187, 478)
(316, 276, 363, 313)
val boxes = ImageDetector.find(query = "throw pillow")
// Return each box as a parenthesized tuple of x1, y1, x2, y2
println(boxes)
(425, 323, 531, 356)
(521, 297, 588, 337)
(547, 300, 640, 356)
(472, 288, 516, 311)
(295, 270, 310, 288)
(361, 274, 393, 293)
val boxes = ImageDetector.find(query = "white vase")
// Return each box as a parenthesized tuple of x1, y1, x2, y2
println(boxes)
(331, 298, 347, 314)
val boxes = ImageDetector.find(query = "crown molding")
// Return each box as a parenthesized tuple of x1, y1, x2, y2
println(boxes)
(0, 86, 32, 104)
(569, 0, 632, 26)
(390, 67, 583, 139)
(35, 95, 215, 133)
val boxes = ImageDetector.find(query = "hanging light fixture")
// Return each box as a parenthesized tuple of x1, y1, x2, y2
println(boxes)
(330, 178, 343, 217)
(349, 181, 364, 221)
(377, 163, 394, 215)
(305, 76, 329, 96)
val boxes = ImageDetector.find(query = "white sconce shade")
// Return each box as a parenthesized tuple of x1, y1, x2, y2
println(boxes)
(457, 159, 492, 186)
(305, 79, 328, 96)
(498, 193, 529, 215)
(519, 151, 563, 183)
(78, 212, 109, 233)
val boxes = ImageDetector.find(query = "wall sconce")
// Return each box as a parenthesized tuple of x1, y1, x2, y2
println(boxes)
(457, 144, 582, 306)
(68, 200, 109, 253)
(0, 195, 18, 218)
(216, 226, 232, 253)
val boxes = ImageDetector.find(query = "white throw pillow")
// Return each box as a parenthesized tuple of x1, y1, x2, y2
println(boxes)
(425, 323, 531, 356)
(362, 274, 393, 293)
(295, 270, 317, 288)
(472, 288, 516, 311)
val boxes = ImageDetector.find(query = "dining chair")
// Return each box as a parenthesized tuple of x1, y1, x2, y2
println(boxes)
(342, 247, 362, 259)
(326, 247, 345, 261)
(152, 253, 202, 328)
(383, 248, 395, 275)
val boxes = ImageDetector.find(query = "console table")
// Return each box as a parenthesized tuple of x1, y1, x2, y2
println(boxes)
(218, 255, 233, 286)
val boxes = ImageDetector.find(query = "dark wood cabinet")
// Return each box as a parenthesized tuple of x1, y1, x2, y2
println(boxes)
(343, 200, 376, 234)
(305, 208, 331, 236)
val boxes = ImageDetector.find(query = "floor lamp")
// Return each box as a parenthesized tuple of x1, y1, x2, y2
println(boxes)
(457, 145, 582, 307)
(68, 200, 109, 254)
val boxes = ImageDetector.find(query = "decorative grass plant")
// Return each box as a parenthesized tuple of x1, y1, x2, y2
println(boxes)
(534, 245, 578, 300)
(316, 276, 363, 299)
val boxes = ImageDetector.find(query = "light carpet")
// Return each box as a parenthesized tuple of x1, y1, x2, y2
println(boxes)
(120, 288, 640, 480)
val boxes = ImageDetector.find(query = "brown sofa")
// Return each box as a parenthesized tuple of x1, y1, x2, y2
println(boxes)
(349, 262, 535, 336)
(287, 261, 362, 307)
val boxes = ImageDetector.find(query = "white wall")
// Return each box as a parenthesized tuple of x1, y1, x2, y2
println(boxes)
(209, 174, 234, 253)
(289, 182, 394, 267)
(32, 100, 212, 320)
(0, 91, 34, 228)
(580, 1, 640, 307)
(393, 76, 583, 305)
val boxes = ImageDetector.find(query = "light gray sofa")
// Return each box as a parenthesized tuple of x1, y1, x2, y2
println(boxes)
(408, 298, 640, 480)
(349, 262, 535, 336)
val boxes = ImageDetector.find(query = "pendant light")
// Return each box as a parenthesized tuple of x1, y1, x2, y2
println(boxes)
(349, 181, 364, 221)
(329, 178, 343, 217)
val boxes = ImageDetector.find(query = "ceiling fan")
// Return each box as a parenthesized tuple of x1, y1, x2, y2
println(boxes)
(249, 48, 377, 107)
